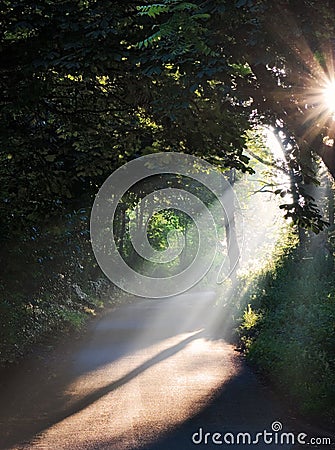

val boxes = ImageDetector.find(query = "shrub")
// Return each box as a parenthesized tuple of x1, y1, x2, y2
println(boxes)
(237, 230, 335, 425)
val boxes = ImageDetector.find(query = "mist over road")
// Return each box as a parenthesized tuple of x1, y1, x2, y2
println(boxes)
(0, 292, 293, 449)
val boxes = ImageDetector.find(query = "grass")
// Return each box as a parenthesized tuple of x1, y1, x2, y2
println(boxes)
(236, 229, 335, 425)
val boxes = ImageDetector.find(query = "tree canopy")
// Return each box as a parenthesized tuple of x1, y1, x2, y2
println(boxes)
(136, 0, 335, 230)
(1, 0, 335, 238)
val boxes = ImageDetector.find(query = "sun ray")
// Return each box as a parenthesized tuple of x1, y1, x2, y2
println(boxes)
(323, 80, 335, 113)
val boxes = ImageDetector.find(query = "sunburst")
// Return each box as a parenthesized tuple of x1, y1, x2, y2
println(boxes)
(323, 79, 335, 114)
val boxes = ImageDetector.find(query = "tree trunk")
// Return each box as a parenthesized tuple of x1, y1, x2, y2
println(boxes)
(224, 169, 240, 283)
(318, 144, 335, 180)
(327, 179, 334, 229)
(118, 204, 126, 259)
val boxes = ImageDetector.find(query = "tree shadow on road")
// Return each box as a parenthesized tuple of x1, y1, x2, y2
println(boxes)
(0, 290, 236, 449)
(81, 360, 299, 450)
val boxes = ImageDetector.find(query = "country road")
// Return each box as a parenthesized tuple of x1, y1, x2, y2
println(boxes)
(0, 291, 328, 450)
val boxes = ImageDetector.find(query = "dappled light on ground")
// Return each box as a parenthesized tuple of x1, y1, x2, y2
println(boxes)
(35, 336, 237, 450)
(5, 294, 241, 450)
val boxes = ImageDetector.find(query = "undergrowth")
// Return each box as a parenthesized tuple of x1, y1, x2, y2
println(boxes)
(0, 277, 115, 366)
(237, 229, 335, 425)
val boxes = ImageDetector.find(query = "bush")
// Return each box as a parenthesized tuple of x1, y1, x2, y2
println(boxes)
(237, 229, 335, 425)
(0, 209, 113, 366)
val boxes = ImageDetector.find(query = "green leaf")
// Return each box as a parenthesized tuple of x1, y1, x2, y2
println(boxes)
(138, 4, 170, 18)
(190, 13, 211, 20)
(45, 155, 56, 162)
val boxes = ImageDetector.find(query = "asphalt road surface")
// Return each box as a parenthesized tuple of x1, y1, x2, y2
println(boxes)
(0, 291, 331, 449)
